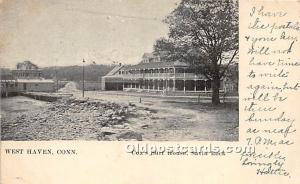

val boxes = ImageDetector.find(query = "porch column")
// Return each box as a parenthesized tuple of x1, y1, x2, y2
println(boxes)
(204, 80, 207, 93)
(158, 68, 160, 78)
(183, 69, 186, 93)
(194, 80, 197, 92)
(173, 67, 176, 91)
(167, 79, 170, 91)
(148, 80, 150, 92)
(153, 79, 155, 90)
(158, 80, 160, 91)
(223, 79, 226, 93)
(139, 69, 141, 79)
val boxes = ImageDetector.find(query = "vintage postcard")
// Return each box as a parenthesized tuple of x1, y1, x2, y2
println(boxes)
(0, 0, 299, 183)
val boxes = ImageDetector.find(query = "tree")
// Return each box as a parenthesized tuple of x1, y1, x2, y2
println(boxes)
(154, 0, 238, 105)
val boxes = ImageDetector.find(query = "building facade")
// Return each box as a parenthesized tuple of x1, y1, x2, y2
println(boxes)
(102, 53, 229, 95)
(0, 69, 18, 97)
(12, 61, 42, 79)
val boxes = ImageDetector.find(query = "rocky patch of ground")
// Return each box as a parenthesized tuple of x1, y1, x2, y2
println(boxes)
(1, 96, 146, 141)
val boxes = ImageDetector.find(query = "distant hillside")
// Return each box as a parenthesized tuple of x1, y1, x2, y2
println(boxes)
(42, 64, 114, 81)
(0, 68, 13, 80)
(0, 68, 12, 75)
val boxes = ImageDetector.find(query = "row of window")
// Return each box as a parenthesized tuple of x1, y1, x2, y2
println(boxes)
(15, 73, 42, 77)
(118, 68, 196, 75)
(1, 83, 39, 87)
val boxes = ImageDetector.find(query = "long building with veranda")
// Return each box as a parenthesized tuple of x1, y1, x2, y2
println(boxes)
(101, 53, 237, 95)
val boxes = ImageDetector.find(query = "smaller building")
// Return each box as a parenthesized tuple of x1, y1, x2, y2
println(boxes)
(13, 61, 55, 92)
(1, 61, 55, 96)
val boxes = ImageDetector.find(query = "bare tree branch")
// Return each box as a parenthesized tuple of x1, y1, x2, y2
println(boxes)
(219, 49, 238, 78)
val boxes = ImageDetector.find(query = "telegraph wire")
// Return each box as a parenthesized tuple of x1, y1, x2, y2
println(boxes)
(64, 8, 163, 22)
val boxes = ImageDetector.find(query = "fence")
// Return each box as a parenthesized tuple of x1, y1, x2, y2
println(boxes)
(76, 81, 102, 91)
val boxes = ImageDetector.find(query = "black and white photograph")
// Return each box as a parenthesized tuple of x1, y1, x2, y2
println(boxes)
(0, 0, 239, 141)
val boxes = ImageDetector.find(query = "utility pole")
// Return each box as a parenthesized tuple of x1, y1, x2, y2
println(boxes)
(55, 67, 58, 93)
(82, 59, 85, 97)
(55, 59, 58, 93)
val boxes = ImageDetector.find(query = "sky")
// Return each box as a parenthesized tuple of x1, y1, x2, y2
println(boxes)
(0, 0, 179, 68)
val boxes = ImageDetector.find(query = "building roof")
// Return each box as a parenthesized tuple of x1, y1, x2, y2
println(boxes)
(142, 53, 154, 59)
(12, 69, 42, 71)
(105, 65, 124, 76)
(17, 79, 54, 83)
(16, 61, 39, 70)
(123, 61, 189, 70)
